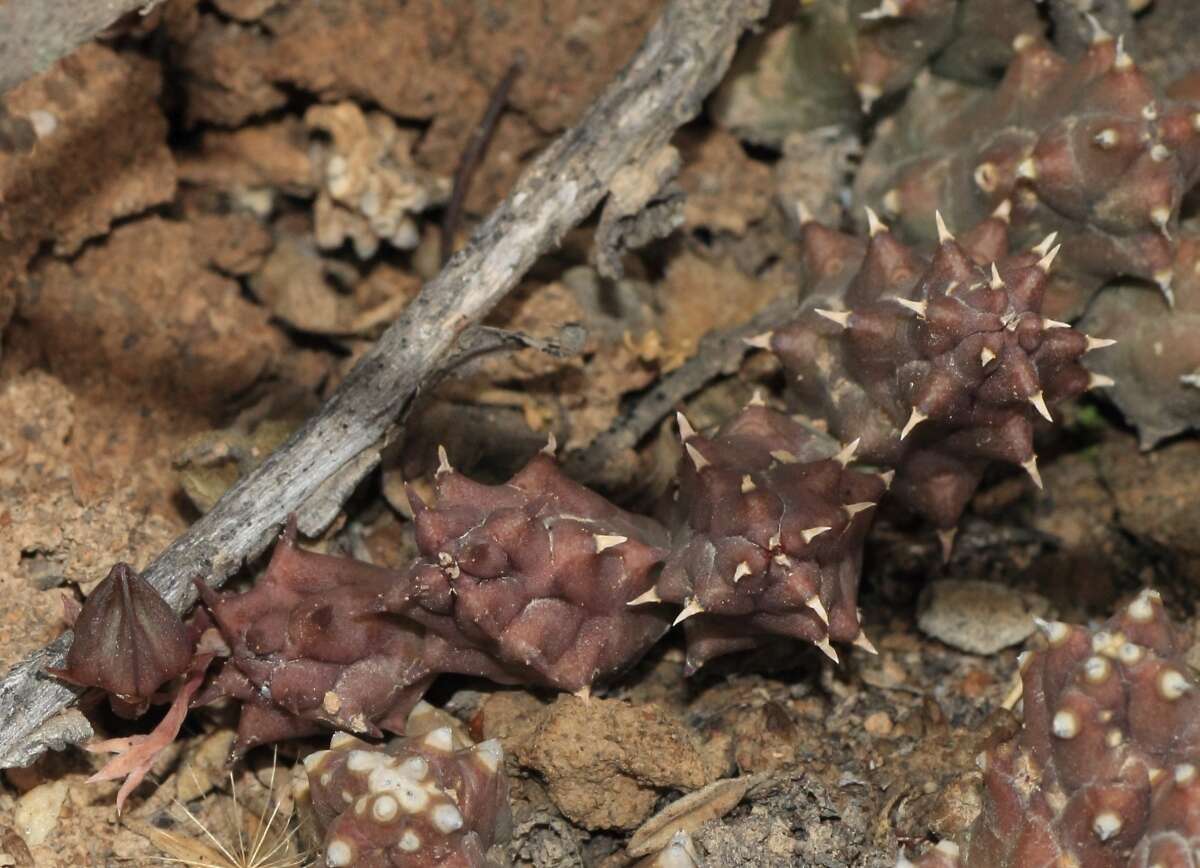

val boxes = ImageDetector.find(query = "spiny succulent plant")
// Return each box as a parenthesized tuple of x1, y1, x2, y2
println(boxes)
(296, 710, 510, 868)
(900, 589, 1200, 867)
(192, 447, 674, 752)
(825, 0, 1042, 113)
(631, 401, 886, 671)
(1082, 227, 1200, 448)
(856, 27, 1200, 318)
(762, 204, 1116, 541)
(396, 447, 673, 697)
(196, 520, 435, 753)
(711, 0, 1041, 147)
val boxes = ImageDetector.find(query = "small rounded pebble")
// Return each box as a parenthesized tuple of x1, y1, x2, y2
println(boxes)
(917, 580, 1049, 654)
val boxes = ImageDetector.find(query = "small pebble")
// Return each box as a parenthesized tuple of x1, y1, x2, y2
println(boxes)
(917, 580, 1049, 655)
(863, 711, 893, 737)
(14, 780, 68, 848)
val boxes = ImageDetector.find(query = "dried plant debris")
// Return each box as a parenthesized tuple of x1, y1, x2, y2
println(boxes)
(306, 102, 451, 258)
(164, 0, 653, 208)
(903, 591, 1200, 867)
(857, 28, 1200, 318)
(455, 275, 659, 452)
(121, 741, 311, 867)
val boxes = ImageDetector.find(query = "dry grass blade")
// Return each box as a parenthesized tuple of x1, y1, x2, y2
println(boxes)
(131, 751, 314, 868)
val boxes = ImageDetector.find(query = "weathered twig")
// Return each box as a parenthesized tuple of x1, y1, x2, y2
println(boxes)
(441, 58, 525, 266)
(296, 323, 587, 538)
(565, 294, 796, 486)
(451, 324, 588, 367)
(0, 0, 158, 96)
(0, 0, 770, 769)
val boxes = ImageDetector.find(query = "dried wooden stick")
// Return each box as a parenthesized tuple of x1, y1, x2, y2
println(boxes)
(566, 295, 796, 487)
(0, 0, 770, 769)
(441, 58, 524, 266)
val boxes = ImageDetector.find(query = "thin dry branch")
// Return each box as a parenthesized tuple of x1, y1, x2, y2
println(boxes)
(565, 295, 796, 487)
(0, 0, 770, 769)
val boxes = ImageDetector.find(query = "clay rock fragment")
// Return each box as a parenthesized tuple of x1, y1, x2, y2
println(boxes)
(297, 724, 510, 868)
(0, 43, 176, 266)
(903, 590, 1200, 867)
(493, 695, 710, 831)
(645, 402, 886, 670)
(766, 206, 1113, 535)
(857, 29, 1200, 317)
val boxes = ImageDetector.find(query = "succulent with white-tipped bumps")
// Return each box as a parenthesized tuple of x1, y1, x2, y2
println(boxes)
(297, 712, 510, 868)
(857, 26, 1200, 318)
(711, 0, 1043, 147)
(631, 400, 887, 671)
(901, 590, 1200, 867)
(1082, 228, 1200, 448)
(764, 205, 1116, 540)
